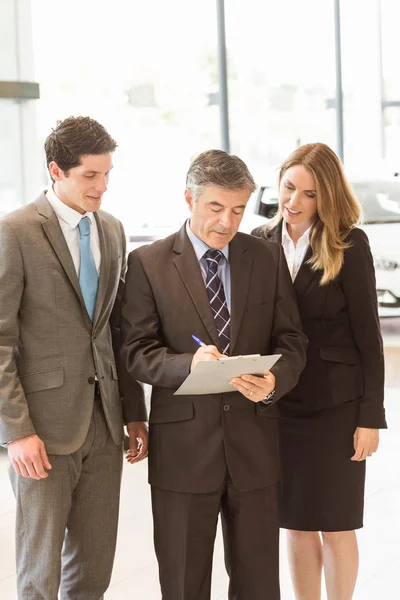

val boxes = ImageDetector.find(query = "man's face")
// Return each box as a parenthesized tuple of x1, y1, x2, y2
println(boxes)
(49, 153, 113, 214)
(185, 186, 250, 249)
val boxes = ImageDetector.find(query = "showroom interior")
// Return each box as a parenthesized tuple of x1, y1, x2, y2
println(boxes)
(0, 1, 399, 598)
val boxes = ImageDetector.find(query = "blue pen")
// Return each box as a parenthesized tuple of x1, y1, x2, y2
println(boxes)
(192, 335, 206, 347)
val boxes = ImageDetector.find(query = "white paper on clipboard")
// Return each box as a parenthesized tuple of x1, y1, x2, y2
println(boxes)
(174, 354, 281, 395)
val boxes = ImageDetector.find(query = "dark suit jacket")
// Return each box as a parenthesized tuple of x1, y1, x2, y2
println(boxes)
(252, 223, 386, 429)
(0, 193, 146, 452)
(120, 224, 307, 493)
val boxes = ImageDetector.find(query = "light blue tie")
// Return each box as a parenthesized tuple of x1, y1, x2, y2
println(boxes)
(78, 216, 98, 321)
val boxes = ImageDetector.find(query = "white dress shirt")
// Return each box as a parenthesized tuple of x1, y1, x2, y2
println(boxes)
(281, 220, 311, 281)
(185, 220, 231, 312)
(46, 187, 101, 275)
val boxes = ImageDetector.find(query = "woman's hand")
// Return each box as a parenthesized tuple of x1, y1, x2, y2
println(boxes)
(351, 427, 379, 461)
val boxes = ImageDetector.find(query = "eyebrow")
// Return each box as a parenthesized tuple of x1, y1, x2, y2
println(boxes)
(285, 178, 316, 193)
(82, 166, 114, 174)
(209, 200, 247, 209)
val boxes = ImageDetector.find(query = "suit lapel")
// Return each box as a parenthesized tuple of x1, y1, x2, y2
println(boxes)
(264, 223, 282, 245)
(36, 194, 90, 321)
(173, 226, 221, 349)
(229, 235, 251, 353)
(267, 221, 319, 298)
(93, 212, 111, 325)
(293, 245, 320, 298)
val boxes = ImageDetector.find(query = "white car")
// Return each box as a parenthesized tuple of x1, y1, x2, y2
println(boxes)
(251, 180, 400, 318)
(354, 181, 400, 317)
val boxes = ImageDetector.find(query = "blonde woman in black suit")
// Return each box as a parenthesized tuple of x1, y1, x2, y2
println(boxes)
(252, 143, 386, 600)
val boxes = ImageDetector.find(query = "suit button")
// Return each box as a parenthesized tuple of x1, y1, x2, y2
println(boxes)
(223, 404, 230, 412)
(88, 377, 96, 384)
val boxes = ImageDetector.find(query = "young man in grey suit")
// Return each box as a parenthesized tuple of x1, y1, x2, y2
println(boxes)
(0, 116, 148, 600)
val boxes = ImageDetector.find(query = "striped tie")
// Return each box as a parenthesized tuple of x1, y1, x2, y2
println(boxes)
(204, 249, 231, 355)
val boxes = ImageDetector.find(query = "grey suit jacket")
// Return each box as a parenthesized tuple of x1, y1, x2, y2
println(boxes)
(0, 192, 146, 453)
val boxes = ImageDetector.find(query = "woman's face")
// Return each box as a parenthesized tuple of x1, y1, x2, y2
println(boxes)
(279, 165, 318, 230)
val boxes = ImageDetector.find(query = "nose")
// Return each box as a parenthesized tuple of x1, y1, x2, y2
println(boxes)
(96, 177, 108, 193)
(287, 190, 302, 209)
(219, 211, 234, 229)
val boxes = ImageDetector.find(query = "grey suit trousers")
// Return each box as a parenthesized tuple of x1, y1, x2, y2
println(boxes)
(8, 400, 123, 600)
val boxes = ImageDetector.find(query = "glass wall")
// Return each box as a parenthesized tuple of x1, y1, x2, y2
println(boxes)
(0, 101, 23, 215)
(381, 0, 400, 164)
(226, 0, 337, 184)
(31, 0, 221, 237)
(2, 0, 400, 225)
(0, 0, 42, 217)
(340, 0, 386, 173)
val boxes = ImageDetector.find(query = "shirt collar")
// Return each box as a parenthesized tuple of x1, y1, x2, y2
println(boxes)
(281, 219, 312, 245)
(46, 187, 94, 229)
(185, 219, 229, 263)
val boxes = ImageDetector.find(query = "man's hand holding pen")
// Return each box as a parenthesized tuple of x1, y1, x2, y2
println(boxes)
(190, 334, 224, 372)
(190, 345, 224, 372)
(190, 334, 276, 402)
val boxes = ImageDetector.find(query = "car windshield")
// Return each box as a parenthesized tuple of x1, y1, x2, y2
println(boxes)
(353, 182, 400, 224)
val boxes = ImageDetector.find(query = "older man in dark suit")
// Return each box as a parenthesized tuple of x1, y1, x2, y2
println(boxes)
(120, 149, 308, 600)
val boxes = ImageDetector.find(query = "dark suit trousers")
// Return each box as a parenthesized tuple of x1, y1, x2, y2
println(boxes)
(151, 478, 280, 600)
(8, 399, 123, 600)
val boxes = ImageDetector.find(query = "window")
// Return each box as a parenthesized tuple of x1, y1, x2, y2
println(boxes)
(225, 0, 336, 180)
(31, 0, 221, 236)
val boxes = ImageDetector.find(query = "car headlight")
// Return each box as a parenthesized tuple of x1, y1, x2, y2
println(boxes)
(374, 257, 399, 271)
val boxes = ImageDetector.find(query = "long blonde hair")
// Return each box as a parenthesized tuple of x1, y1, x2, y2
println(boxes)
(267, 143, 362, 285)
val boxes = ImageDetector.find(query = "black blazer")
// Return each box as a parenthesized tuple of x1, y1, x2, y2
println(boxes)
(120, 225, 308, 493)
(252, 223, 386, 429)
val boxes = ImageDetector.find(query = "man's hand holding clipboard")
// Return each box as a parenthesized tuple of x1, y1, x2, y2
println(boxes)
(174, 335, 280, 398)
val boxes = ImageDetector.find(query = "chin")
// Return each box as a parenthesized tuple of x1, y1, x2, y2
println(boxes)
(211, 236, 230, 249)
(86, 200, 102, 212)
(285, 214, 303, 224)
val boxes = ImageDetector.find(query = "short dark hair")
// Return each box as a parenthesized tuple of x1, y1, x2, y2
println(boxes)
(186, 149, 256, 200)
(44, 116, 117, 178)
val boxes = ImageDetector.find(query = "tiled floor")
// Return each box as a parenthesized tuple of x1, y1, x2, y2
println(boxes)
(0, 331, 398, 599)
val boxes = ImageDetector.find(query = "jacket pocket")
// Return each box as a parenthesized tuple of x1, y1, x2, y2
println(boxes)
(256, 402, 280, 418)
(319, 346, 360, 364)
(150, 402, 194, 424)
(110, 362, 118, 380)
(319, 346, 363, 403)
(246, 299, 274, 308)
(20, 368, 64, 394)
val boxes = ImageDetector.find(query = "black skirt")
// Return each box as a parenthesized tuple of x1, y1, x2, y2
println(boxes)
(279, 399, 366, 532)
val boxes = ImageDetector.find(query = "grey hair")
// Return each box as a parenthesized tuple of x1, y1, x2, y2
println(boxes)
(186, 149, 256, 200)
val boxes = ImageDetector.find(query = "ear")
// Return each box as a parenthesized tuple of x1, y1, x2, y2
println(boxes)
(48, 161, 64, 181)
(184, 188, 194, 213)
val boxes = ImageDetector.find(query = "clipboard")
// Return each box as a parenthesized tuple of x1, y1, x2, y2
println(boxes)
(174, 354, 281, 395)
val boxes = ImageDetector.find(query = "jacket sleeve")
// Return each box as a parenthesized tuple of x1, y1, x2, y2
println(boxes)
(0, 221, 36, 444)
(340, 228, 386, 428)
(120, 248, 193, 389)
(268, 243, 308, 402)
(110, 221, 147, 423)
